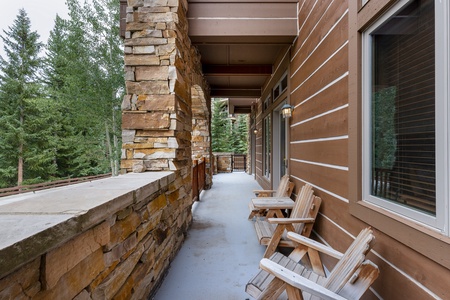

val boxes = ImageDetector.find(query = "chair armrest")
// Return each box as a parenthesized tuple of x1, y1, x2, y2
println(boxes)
(253, 189, 276, 195)
(260, 258, 347, 300)
(267, 218, 315, 224)
(287, 232, 343, 259)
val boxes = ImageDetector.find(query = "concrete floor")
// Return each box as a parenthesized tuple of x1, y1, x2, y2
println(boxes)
(152, 172, 266, 300)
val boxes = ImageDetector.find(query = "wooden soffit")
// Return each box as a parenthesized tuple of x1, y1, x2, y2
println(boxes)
(187, 1, 298, 42)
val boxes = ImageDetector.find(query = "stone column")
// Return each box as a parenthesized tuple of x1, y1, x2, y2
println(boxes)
(121, 0, 194, 177)
(191, 86, 212, 189)
(121, 0, 211, 231)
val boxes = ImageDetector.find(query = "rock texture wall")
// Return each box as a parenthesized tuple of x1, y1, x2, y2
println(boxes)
(120, 0, 209, 175)
(0, 173, 188, 299)
(192, 86, 212, 188)
(213, 152, 233, 173)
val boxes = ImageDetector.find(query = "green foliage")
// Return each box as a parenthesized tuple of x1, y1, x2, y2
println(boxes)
(211, 99, 248, 154)
(372, 86, 397, 170)
(0, 9, 43, 187)
(42, 0, 124, 178)
(234, 114, 249, 154)
(211, 99, 231, 152)
(0, 2, 124, 188)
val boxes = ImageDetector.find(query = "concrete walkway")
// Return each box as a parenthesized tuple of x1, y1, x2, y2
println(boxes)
(152, 172, 265, 300)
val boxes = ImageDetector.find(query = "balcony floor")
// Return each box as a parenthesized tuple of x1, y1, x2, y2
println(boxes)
(152, 172, 265, 299)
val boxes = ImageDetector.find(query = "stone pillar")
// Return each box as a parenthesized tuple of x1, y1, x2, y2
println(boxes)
(121, 0, 192, 177)
(121, 0, 211, 237)
(191, 86, 212, 189)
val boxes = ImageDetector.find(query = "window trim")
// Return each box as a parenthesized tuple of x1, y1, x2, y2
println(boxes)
(361, 0, 447, 232)
(348, 0, 450, 268)
(263, 114, 271, 179)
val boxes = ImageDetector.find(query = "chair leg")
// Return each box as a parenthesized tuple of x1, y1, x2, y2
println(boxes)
(286, 285, 304, 300)
(264, 225, 285, 258)
(264, 224, 295, 259)
(307, 248, 325, 277)
(258, 278, 286, 300)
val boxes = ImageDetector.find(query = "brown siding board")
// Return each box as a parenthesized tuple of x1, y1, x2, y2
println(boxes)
(291, 76, 348, 125)
(290, 161, 348, 199)
(293, 0, 348, 66)
(291, 107, 348, 141)
(291, 139, 348, 167)
(291, 15, 349, 86)
(297, 0, 332, 43)
(371, 233, 450, 299)
(297, 0, 317, 33)
(291, 44, 348, 103)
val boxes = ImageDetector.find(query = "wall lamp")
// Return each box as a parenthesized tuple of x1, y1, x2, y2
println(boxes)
(281, 103, 294, 118)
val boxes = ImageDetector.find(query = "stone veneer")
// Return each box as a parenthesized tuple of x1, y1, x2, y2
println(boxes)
(120, 0, 209, 175)
(0, 172, 188, 299)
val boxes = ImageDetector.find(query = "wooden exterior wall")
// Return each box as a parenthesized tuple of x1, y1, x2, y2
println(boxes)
(253, 0, 450, 299)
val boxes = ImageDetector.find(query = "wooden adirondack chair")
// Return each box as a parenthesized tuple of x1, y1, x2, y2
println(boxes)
(249, 174, 295, 220)
(252, 183, 322, 258)
(246, 228, 379, 300)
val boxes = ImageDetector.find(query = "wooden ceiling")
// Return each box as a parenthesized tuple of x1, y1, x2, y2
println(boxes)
(187, 0, 298, 112)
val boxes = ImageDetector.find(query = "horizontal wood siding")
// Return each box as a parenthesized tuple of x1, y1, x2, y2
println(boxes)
(289, 0, 450, 299)
(291, 107, 348, 141)
(291, 139, 348, 167)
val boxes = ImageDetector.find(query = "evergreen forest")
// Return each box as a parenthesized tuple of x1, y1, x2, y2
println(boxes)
(211, 99, 248, 154)
(0, 0, 123, 188)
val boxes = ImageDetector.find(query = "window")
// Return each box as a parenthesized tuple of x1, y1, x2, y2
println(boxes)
(264, 95, 271, 111)
(272, 72, 288, 101)
(362, 0, 448, 231)
(263, 115, 271, 179)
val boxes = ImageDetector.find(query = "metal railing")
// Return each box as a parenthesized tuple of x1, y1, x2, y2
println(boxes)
(0, 173, 112, 197)
(192, 159, 206, 201)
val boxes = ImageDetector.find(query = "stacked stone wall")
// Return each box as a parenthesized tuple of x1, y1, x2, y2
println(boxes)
(0, 173, 188, 299)
(120, 0, 210, 183)
(213, 152, 233, 173)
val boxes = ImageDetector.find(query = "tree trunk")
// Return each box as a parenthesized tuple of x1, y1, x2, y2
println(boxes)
(105, 122, 115, 175)
(18, 110, 24, 186)
(18, 145, 23, 186)
(112, 105, 119, 176)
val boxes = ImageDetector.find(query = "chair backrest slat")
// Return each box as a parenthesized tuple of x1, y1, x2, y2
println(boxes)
(284, 183, 316, 235)
(324, 228, 375, 293)
(274, 174, 291, 197)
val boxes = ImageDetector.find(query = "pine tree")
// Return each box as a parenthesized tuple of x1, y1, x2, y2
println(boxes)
(42, 0, 124, 178)
(211, 99, 232, 152)
(42, 15, 69, 97)
(88, 0, 124, 176)
(235, 114, 248, 154)
(0, 9, 43, 187)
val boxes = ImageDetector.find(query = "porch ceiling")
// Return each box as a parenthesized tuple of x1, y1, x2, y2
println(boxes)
(187, 0, 297, 113)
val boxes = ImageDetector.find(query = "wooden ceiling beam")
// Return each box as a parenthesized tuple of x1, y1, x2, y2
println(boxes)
(210, 88, 261, 97)
(203, 64, 272, 76)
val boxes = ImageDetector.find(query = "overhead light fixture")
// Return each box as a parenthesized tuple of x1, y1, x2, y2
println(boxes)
(281, 103, 294, 118)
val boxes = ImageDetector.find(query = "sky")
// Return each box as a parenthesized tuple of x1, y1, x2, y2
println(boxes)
(0, 0, 69, 58)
